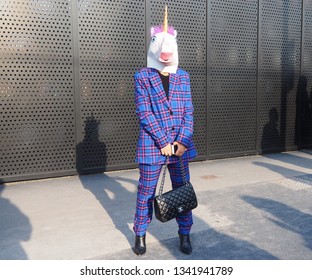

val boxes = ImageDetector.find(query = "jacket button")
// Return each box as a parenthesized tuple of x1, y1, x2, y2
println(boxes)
(172, 127, 175, 131)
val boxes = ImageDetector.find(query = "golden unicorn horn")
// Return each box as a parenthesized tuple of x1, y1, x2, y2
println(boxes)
(163, 5, 168, 33)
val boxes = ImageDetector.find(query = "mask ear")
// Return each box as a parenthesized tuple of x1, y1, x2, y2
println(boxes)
(173, 30, 177, 38)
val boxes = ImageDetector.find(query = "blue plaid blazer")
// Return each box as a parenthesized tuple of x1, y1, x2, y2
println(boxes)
(134, 67, 197, 165)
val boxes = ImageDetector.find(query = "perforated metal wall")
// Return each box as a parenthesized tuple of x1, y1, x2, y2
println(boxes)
(0, 0, 76, 181)
(258, 0, 302, 152)
(76, 0, 145, 173)
(207, 0, 258, 157)
(300, 0, 312, 147)
(149, 0, 207, 158)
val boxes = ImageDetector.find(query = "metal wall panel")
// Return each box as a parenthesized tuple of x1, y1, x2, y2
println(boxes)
(207, 0, 258, 157)
(258, 0, 302, 152)
(76, 0, 145, 173)
(149, 0, 207, 159)
(300, 0, 312, 148)
(0, 0, 76, 181)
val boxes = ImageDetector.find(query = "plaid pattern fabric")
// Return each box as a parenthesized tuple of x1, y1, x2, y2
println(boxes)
(133, 160, 193, 236)
(134, 67, 197, 165)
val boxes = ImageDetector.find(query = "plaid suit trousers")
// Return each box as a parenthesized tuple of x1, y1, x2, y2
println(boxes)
(133, 160, 193, 236)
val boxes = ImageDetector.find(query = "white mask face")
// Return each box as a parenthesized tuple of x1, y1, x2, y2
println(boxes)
(147, 28, 179, 74)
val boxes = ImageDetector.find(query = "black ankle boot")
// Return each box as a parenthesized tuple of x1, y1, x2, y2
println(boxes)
(179, 232, 192, 255)
(133, 235, 146, 255)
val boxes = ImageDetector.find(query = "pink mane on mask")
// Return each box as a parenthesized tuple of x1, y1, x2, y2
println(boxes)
(151, 25, 176, 37)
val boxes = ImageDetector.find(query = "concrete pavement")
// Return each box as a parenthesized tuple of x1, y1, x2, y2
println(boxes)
(0, 150, 311, 260)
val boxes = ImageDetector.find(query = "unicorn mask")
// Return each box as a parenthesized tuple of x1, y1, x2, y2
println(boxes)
(147, 6, 179, 74)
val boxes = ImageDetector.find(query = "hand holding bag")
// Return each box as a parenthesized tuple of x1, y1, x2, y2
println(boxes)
(154, 157, 198, 223)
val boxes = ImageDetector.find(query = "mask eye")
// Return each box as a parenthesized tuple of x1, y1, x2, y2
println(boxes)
(151, 36, 157, 43)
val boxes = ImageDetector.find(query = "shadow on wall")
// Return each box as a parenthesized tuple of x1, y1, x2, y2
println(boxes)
(262, 74, 312, 153)
(261, 107, 282, 152)
(0, 181, 32, 260)
(76, 115, 107, 175)
(296, 76, 312, 148)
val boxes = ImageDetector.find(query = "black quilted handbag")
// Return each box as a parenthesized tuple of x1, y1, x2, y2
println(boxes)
(154, 157, 198, 223)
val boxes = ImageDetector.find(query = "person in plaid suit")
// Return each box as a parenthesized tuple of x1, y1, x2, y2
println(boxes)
(133, 6, 197, 256)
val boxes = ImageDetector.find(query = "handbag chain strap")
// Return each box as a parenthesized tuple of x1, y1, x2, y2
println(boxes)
(158, 156, 189, 196)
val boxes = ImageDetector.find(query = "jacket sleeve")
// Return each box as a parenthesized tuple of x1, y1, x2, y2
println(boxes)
(175, 74, 194, 148)
(134, 73, 171, 149)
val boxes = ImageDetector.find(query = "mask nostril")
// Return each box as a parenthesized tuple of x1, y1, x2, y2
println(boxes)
(160, 52, 173, 61)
